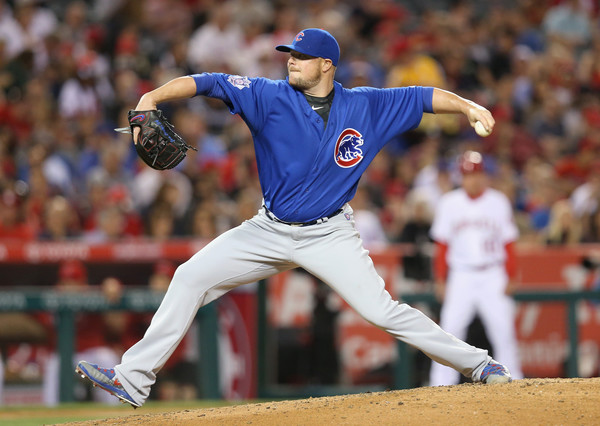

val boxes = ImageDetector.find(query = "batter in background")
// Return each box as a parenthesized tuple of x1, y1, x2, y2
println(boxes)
(429, 151, 524, 386)
(76, 29, 513, 408)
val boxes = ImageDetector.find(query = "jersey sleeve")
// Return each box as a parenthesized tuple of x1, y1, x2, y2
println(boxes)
(430, 195, 451, 243)
(500, 195, 519, 243)
(210, 73, 273, 134)
(361, 86, 432, 149)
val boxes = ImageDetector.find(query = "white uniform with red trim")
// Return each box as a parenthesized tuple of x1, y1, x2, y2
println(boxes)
(429, 187, 523, 385)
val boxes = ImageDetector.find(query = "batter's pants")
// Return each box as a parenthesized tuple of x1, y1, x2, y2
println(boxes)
(115, 205, 491, 405)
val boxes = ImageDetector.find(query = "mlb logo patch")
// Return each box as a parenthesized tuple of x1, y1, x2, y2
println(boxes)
(227, 75, 251, 90)
(344, 213, 351, 221)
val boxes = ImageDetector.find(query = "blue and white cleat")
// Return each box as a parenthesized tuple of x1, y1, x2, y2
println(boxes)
(75, 360, 141, 408)
(480, 359, 512, 384)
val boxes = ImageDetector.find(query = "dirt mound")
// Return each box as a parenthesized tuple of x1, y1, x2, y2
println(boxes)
(68, 377, 600, 425)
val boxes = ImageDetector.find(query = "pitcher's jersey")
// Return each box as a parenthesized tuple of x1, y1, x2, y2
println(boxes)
(430, 188, 518, 270)
(194, 73, 433, 222)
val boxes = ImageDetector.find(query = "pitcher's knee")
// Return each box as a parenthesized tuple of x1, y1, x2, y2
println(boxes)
(171, 262, 209, 292)
(171, 260, 228, 297)
(171, 263, 192, 286)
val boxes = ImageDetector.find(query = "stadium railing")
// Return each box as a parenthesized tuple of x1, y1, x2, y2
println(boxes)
(0, 288, 220, 403)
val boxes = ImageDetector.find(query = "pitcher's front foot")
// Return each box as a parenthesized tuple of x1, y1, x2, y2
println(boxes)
(75, 360, 141, 408)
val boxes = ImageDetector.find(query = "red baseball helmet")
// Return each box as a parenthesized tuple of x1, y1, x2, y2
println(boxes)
(459, 150, 484, 174)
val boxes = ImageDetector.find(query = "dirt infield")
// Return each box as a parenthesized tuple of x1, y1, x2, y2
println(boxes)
(64, 377, 599, 425)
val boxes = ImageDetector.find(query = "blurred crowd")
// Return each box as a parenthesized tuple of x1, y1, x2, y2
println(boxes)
(1, 0, 600, 248)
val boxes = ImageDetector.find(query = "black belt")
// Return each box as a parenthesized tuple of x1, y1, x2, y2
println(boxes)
(263, 206, 343, 227)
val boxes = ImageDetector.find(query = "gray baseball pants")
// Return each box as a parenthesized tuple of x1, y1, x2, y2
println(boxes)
(115, 205, 490, 405)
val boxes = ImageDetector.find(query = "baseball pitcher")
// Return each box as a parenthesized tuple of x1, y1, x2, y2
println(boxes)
(76, 29, 512, 408)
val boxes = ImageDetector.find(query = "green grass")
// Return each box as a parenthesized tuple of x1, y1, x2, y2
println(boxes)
(0, 400, 242, 425)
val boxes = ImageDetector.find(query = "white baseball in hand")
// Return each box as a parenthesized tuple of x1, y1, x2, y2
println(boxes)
(474, 121, 491, 137)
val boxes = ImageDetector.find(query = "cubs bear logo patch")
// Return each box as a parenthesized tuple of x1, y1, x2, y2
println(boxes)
(227, 75, 251, 90)
(334, 128, 364, 168)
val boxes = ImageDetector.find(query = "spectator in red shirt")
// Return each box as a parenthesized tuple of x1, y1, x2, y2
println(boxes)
(0, 187, 35, 240)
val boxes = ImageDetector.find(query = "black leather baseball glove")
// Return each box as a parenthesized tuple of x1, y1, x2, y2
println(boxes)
(116, 109, 197, 170)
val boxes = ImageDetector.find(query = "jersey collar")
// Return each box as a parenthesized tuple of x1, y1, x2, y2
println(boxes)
(286, 78, 342, 118)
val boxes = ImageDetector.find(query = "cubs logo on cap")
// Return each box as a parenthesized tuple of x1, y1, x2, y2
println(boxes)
(334, 128, 364, 168)
(276, 28, 340, 66)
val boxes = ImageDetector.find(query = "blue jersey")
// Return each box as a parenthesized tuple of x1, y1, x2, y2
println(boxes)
(193, 73, 433, 223)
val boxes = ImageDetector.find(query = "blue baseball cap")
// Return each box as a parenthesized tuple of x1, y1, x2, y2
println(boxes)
(276, 28, 340, 66)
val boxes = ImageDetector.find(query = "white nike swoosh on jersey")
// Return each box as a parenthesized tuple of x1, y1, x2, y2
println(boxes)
(311, 106, 324, 110)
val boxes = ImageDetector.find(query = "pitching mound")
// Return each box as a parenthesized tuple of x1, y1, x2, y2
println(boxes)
(68, 378, 599, 425)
